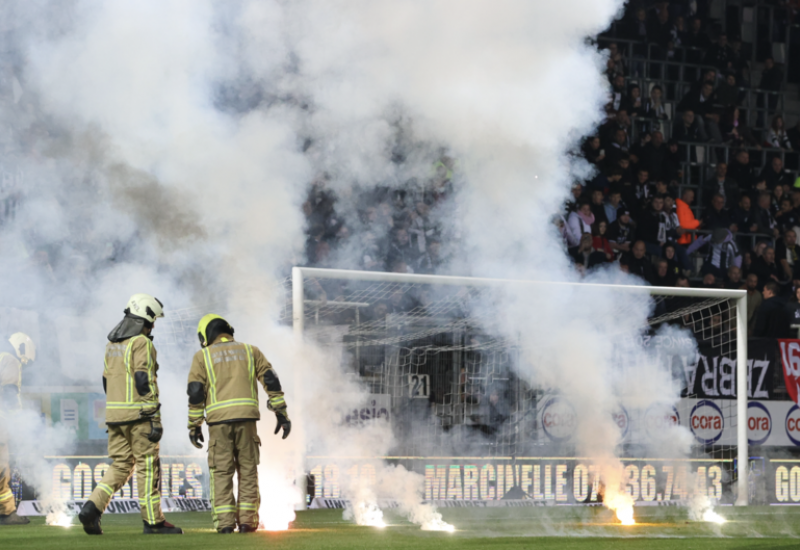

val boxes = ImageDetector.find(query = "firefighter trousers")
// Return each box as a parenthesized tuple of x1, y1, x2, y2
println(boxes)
(0, 424, 15, 516)
(87, 420, 165, 525)
(208, 421, 261, 530)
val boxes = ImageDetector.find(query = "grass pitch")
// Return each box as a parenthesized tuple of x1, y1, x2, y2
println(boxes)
(2, 506, 800, 550)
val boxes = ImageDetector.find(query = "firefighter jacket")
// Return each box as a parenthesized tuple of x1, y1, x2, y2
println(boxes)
(187, 335, 288, 428)
(0, 352, 21, 415)
(104, 335, 161, 425)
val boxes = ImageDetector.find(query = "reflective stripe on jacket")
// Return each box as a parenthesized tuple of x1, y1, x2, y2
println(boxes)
(104, 335, 160, 424)
(187, 336, 287, 427)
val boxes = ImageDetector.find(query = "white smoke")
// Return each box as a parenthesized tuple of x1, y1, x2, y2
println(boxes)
(0, 0, 719, 533)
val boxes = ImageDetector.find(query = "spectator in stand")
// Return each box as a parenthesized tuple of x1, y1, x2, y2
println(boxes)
(607, 207, 635, 258)
(704, 162, 739, 209)
(704, 33, 734, 72)
(676, 188, 700, 246)
(787, 119, 800, 152)
(776, 228, 800, 282)
(732, 194, 758, 234)
(608, 76, 628, 114)
(765, 115, 793, 150)
(622, 7, 649, 44)
(726, 149, 760, 194)
(744, 273, 763, 330)
(719, 107, 760, 148)
(774, 198, 799, 234)
(714, 73, 739, 108)
(571, 233, 606, 270)
(676, 275, 690, 287)
(663, 242, 682, 279)
(751, 281, 792, 338)
(624, 240, 655, 283)
(662, 139, 683, 182)
(637, 131, 669, 181)
(673, 111, 705, 162)
(590, 189, 609, 225)
(639, 194, 668, 257)
(606, 128, 632, 167)
(416, 238, 443, 275)
(729, 38, 750, 88)
(591, 221, 614, 263)
(632, 168, 654, 214)
(652, 258, 676, 286)
(701, 273, 719, 288)
(626, 85, 645, 118)
(566, 201, 595, 248)
(787, 286, 800, 326)
(754, 192, 779, 238)
(703, 193, 734, 230)
(687, 227, 741, 279)
(648, 4, 673, 52)
(752, 246, 784, 289)
(643, 86, 669, 121)
(683, 17, 711, 53)
(582, 136, 606, 166)
(726, 265, 743, 289)
(386, 228, 418, 271)
(759, 57, 784, 113)
(565, 183, 584, 214)
(760, 156, 791, 190)
(677, 82, 722, 143)
(604, 190, 623, 224)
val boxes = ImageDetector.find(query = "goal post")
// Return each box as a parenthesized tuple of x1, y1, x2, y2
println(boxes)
(292, 266, 749, 506)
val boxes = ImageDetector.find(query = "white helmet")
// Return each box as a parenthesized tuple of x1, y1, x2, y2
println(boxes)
(9, 332, 35, 364)
(126, 293, 165, 323)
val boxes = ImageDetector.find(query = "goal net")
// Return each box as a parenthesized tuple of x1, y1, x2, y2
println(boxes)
(291, 267, 748, 506)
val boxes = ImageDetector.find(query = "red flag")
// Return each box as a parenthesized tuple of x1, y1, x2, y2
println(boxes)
(778, 339, 800, 405)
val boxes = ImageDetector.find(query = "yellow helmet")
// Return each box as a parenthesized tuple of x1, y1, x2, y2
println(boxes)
(197, 314, 232, 347)
(9, 332, 35, 364)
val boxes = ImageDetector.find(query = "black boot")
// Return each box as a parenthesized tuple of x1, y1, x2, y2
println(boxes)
(0, 512, 30, 526)
(218, 526, 234, 534)
(239, 524, 258, 533)
(78, 501, 103, 535)
(143, 520, 183, 534)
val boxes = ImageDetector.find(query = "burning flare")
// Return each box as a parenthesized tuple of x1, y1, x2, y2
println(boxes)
(46, 511, 73, 527)
(606, 493, 636, 526)
(702, 509, 727, 524)
(420, 517, 455, 532)
(348, 501, 387, 528)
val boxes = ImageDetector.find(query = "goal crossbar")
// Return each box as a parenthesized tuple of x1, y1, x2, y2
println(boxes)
(291, 266, 749, 505)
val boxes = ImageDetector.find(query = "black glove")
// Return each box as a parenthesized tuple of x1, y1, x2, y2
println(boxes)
(274, 412, 291, 440)
(189, 427, 204, 449)
(147, 421, 163, 443)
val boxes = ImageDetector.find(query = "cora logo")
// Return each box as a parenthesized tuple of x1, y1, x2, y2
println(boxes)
(690, 400, 724, 445)
(541, 397, 576, 442)
(612, 404, 630, 439)
(747, 402, 772, 446)
(786, 405, 800, 446)
(643, 404, 680, 440)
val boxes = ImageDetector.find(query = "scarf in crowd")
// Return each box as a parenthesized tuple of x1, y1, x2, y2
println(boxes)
(577, 210, 595, 227)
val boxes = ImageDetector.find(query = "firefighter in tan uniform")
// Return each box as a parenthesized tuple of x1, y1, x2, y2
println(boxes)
(187, 314, 291, 534)
(79, 294, 182, 536)
(0, 333, 35, 526)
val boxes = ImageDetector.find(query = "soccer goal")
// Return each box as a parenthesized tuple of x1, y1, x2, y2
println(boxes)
(292, 267, 749, 506)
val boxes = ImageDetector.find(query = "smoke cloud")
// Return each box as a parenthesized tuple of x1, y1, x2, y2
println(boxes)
(0, 0, 729, 533)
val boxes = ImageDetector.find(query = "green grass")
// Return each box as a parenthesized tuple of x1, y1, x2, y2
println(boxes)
(1, 506, 800, 550)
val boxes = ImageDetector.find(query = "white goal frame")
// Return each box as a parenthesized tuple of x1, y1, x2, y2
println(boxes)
(292, 266, 749, 505)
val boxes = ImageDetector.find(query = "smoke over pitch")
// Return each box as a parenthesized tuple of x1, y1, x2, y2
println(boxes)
(0, 0, 712, 530)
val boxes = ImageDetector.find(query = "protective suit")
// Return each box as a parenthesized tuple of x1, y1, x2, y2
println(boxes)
(79, 294, 182, 536)
(187, 314, 290, 534)
(0, 333, 35, 526)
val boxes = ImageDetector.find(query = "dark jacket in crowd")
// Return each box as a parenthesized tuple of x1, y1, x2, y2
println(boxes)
(751, 297, 792, 338)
